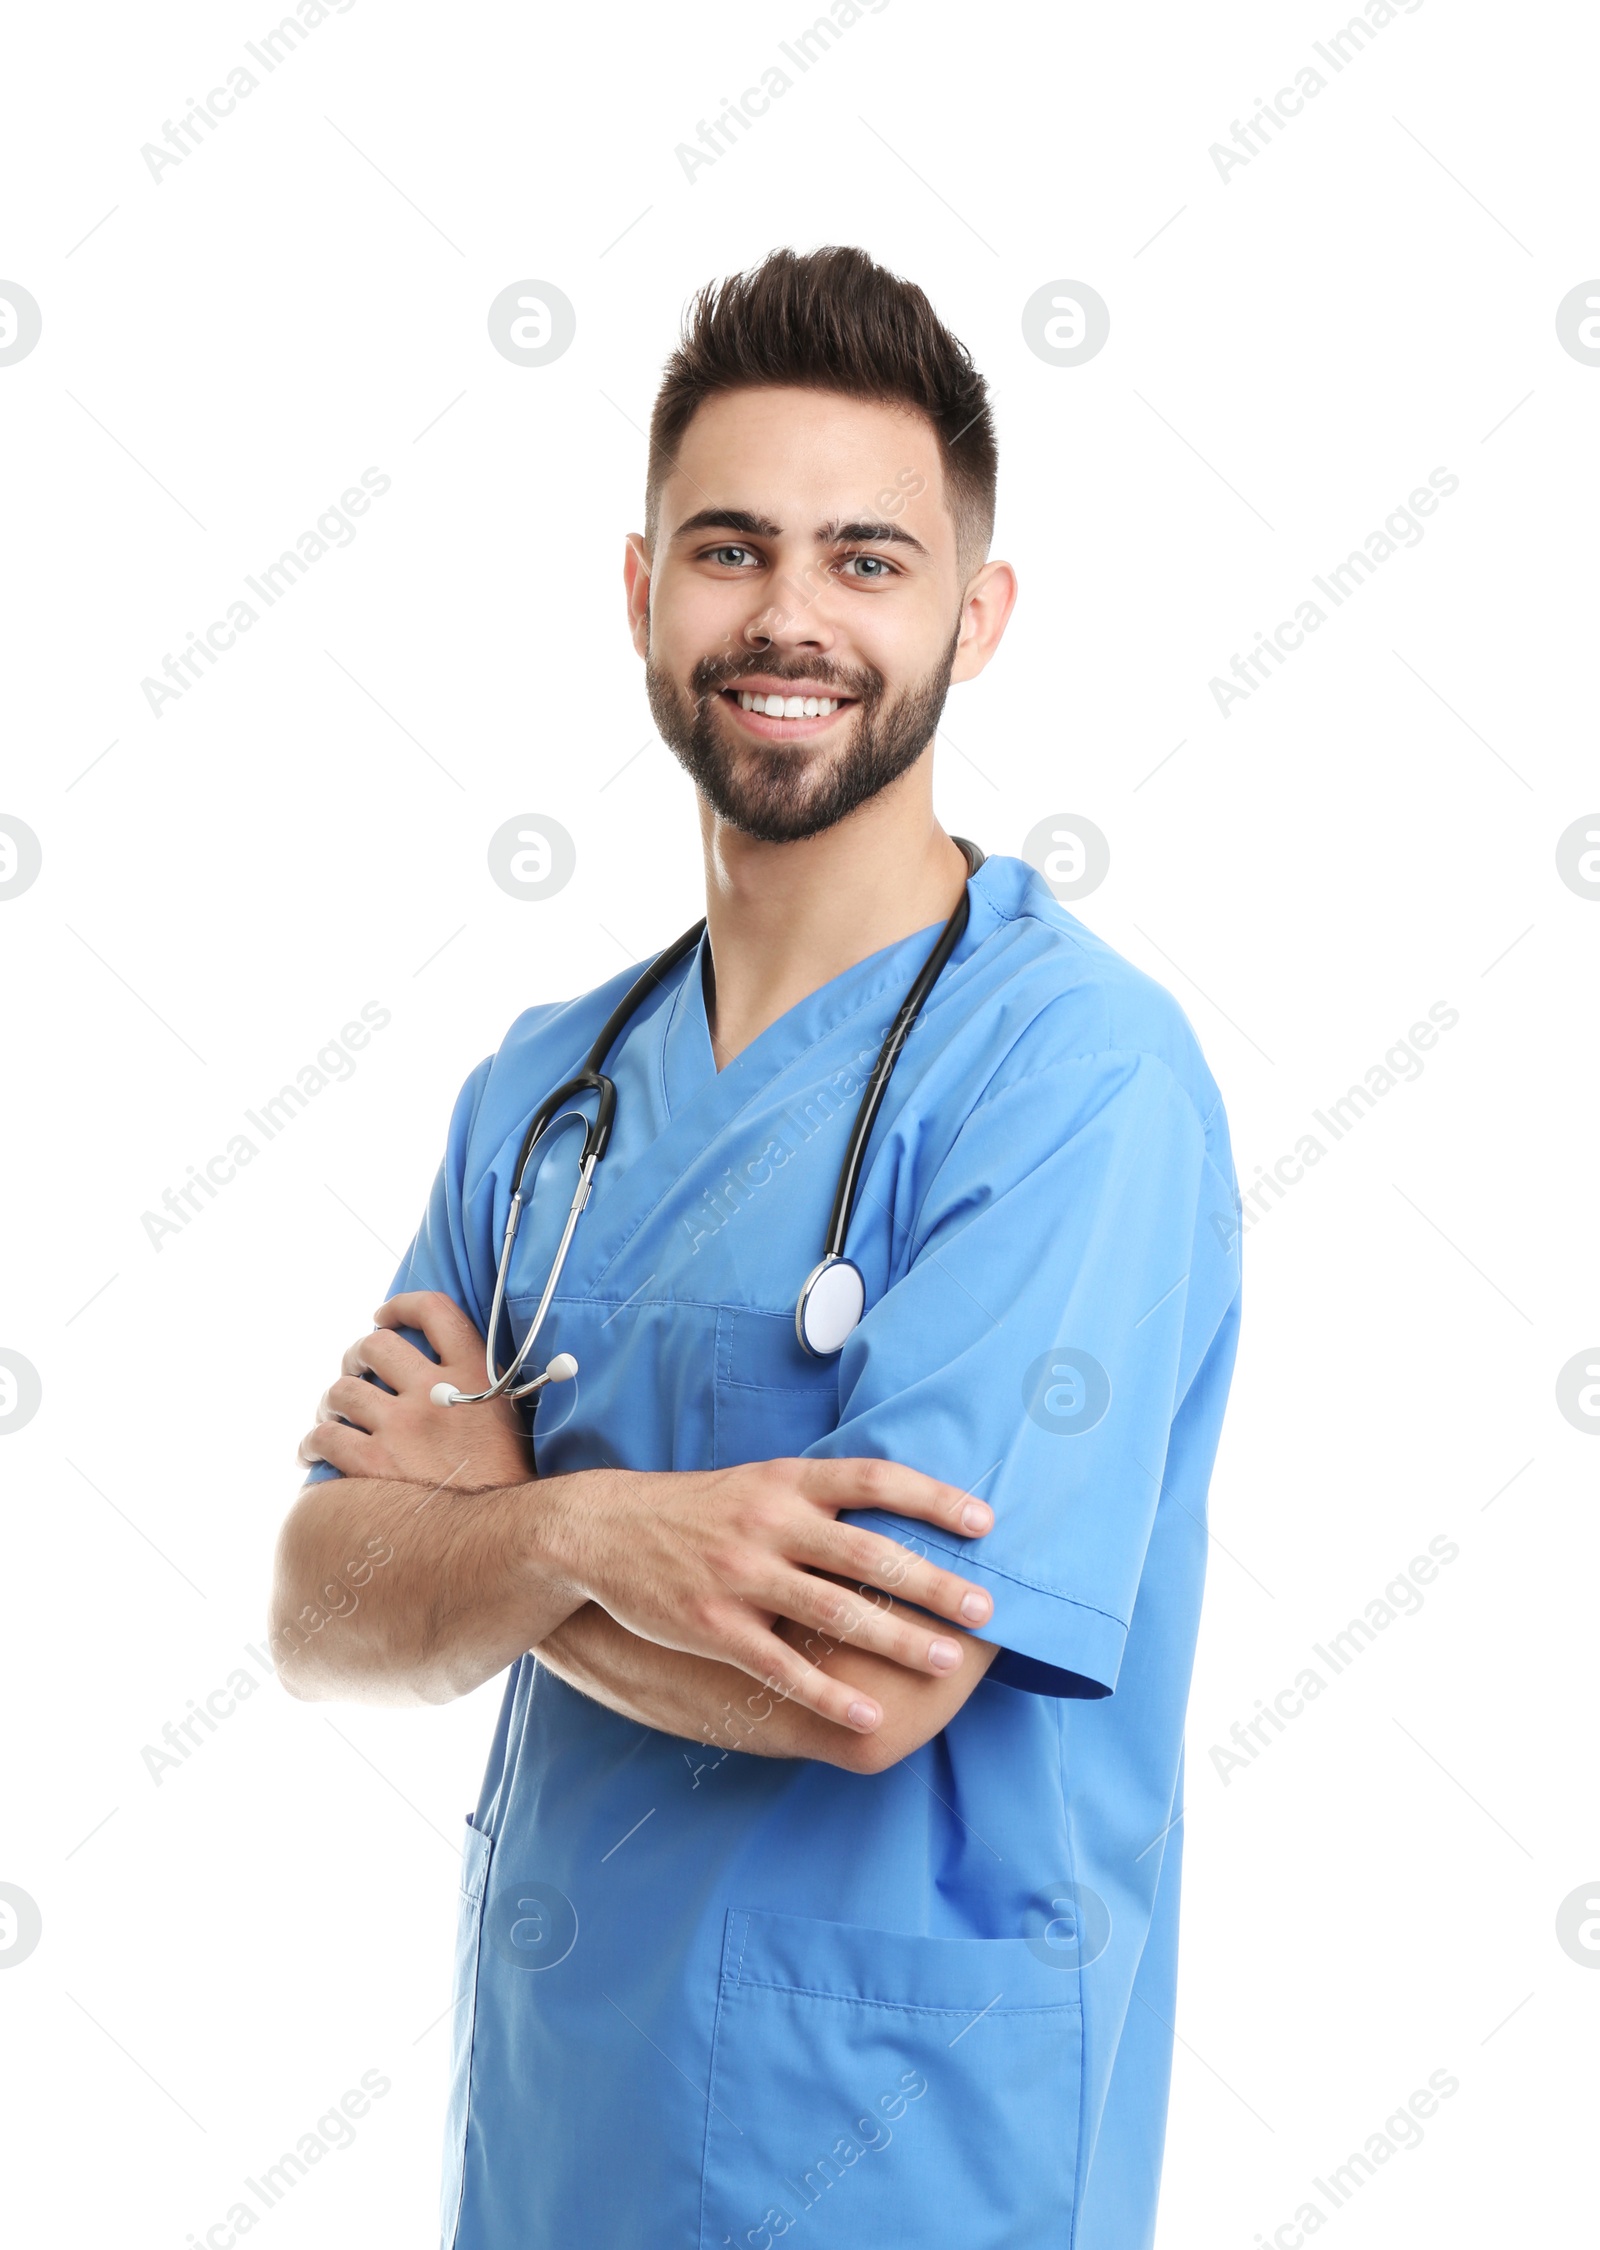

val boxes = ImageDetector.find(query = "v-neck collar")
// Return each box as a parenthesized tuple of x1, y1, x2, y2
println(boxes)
(561, 853, 1035, 1300)
(657, 851, 1011, 1121)
(660, 930, 720, 1115)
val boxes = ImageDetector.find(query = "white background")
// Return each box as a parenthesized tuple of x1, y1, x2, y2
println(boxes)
(2, 0, 1595, 2242)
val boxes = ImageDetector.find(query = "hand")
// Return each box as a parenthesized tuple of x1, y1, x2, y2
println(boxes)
(297, 1290, 536, 1492)
(538, 1455, 997, 1735)
(537, 1595, 998, 1772)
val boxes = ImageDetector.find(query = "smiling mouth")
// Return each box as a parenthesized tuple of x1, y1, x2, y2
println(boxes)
(717, 686, 859, 737)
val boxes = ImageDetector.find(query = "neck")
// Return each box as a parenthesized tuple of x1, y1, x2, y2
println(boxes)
(698, 777, 971, 1070)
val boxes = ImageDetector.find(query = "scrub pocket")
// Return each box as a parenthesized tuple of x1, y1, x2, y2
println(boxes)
(699, 1907, 1083, 2250)
(713, 1308, 840, 1468)
(439, 1816, 493, 2250)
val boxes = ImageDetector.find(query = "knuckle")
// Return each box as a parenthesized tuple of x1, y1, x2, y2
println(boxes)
(723, 1497, 765, 1540)
(689, 1594, 726, 1638)
(747, 1460, 795, 1506)
(734, 1640, 787, 1693)
(700, 1545, 743, 1589)
(739, 1492, 790, 1544)
(790, 1620, 835, 1663)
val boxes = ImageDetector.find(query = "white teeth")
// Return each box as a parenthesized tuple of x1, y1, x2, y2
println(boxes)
(736, 690, 839, 717)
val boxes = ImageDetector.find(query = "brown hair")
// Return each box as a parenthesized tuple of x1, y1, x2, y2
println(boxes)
(645, 245, 997, 581)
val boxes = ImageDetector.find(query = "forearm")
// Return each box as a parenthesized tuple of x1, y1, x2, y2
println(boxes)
(537, 1589, 997, 1774)
(287, 1303, 1001, 1733)
(537, 1601, 864, 1770)
(269, 1469, 593, 1707)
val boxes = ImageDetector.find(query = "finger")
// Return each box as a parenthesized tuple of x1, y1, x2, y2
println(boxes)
(795, 1456, 994, 1540)
(323, 1375, 396, 1433)
(771, 1567, 979, 1674)
(297, 1418, 381, 1478)
(714, 1620, 886, 1735)
(340, 1328, 421, 1387)
(376, 1290, 485, 1366)
(799, 1521, 994, 1630)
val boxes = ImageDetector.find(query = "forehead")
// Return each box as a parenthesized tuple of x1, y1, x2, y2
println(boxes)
(660, 385, 952, 553)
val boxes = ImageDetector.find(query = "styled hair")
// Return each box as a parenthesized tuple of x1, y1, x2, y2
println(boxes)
(645, 245, 997, 580)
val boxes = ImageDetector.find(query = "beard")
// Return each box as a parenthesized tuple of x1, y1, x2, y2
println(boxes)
(645, 618, 963, 844)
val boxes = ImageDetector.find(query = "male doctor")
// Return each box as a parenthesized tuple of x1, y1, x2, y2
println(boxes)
(273, 244, 1242, 2249)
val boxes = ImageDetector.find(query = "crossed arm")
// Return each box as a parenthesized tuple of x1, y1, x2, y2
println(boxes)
(537, 1583, 998, 1776)
(274, 1293, 1000, 1774)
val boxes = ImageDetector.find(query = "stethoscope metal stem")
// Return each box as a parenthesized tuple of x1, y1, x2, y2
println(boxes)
(444, 1137, 597, 1406)
(440, 922, 705, 1409)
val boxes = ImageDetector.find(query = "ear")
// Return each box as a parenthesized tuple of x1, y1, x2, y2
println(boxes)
(623, 532, 653, 661)
(948, 558, 1019, 688)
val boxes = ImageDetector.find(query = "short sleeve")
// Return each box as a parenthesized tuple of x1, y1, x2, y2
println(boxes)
(300, 1056, 495, 1486)
(806, 1047, 1241, 1697)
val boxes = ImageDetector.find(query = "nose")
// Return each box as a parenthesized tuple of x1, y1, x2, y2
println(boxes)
(739, 564, 837, 654)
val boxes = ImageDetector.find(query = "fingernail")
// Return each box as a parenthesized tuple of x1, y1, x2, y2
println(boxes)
(960, 1592, 989, 1623)
(928, 1638, 960, 1671)
(961, 1503, 991, 1533)
(847, 1699, 879, 1729)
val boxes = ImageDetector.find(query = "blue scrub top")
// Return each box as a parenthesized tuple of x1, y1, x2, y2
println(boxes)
(307, 852, 1242, 2250)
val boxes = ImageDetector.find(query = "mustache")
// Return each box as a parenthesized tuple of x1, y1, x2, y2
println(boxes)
(689, 656, 879, 702)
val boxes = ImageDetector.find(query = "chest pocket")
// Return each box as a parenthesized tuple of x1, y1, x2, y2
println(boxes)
(713, 1307, 841, 1468)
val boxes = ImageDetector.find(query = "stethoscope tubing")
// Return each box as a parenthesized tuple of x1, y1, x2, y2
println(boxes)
(823, 838, 981, 1258)
(450, 840, 983, 1404)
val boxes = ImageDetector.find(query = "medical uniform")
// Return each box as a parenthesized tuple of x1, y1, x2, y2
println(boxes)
(308, 851, 1242, 2248)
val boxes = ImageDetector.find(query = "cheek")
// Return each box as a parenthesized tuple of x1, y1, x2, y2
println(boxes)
(657, 569, 762, 663)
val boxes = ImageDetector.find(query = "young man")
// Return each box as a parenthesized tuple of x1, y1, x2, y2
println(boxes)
(274, 245, 1243, 2250)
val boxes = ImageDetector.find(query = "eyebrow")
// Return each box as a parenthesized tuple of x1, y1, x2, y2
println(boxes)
(670, 507, 931, 558)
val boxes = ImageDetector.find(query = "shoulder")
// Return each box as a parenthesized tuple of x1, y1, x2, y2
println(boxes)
(449, 950, 686, 1159)
(961, 854, 1230, 1142)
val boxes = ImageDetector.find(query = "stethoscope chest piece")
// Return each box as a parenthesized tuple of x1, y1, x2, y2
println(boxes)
(795, 1254, 866, 1358)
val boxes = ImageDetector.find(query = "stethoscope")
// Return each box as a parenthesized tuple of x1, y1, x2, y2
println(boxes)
(432, 838, 985, 1409)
